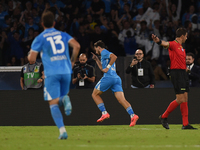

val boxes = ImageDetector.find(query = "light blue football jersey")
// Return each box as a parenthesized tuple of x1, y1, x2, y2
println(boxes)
(101, 49, 118, 78)
(31, 28, 73, 76)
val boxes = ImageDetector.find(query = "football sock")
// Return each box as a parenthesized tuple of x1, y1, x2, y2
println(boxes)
(97, 103, 106, 114)
(180, 102, 189, 126)
(58, 96, 64, 107)
(126, 106, 135, 118)
(162, 100, 179, 118)
(59, 126, 66, 135)
(50, 104, 64, 129)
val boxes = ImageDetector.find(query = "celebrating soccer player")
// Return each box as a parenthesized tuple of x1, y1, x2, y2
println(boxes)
(28, 11, 80, 139)
(91, 40, 139, 127)
(152, 28, 197, 130)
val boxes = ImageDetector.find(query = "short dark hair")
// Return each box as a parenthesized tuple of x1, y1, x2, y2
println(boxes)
(186, 52, 195, 58)
(94, 40, 106, 48)
(176, 28, 187, 37)
(42, 11, 55, 28)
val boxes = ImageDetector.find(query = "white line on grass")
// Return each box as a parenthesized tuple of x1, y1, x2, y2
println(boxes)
(70, 145, 200, 148)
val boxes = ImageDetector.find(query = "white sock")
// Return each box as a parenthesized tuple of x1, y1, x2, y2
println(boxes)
(59, 126, 66, 134)
(102, 111, 107, 115)
(130, 114, 135, 118)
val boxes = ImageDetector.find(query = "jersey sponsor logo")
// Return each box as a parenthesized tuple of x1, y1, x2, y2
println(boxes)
(181, 88, 186, 90)
(50, 55, 67, 61)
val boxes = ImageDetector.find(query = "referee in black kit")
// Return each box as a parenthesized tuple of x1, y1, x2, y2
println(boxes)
(152, 28, 197, 130)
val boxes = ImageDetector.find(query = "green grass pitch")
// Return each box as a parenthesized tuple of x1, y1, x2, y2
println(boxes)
(1, 125, 200, 150)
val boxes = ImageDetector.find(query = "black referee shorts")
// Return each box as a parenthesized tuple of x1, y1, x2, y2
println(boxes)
(170, 69, 189, 94)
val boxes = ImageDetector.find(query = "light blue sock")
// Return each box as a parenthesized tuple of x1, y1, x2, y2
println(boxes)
(50, 104, 64, 129)
(126, 106, 134, 116)
(97, 103, 106, 112)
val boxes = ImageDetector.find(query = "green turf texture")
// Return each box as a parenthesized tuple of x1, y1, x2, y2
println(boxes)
(0, 125, 200, 150)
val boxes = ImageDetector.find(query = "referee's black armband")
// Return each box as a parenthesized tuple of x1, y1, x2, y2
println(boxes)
(156, 40, 162, 45)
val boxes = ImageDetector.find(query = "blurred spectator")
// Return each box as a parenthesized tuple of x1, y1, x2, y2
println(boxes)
(136, 20, 150, 41)
(0, 30, 10, 65)
(191, 14, 198, 31)
(49, 0, 65, 9)
(140, 2, 160, 26)
(118, 20, 134, 45)
(85, 14, 97, 31)
(182, 5, 195, 25)
(132, 4, 144, 23)
(105, 21, 124, 56)
(0, 3, 8, 25)
(124, 30, 137, 56)
(76, 25, 91, 57)
(22, 27, 34, 58)
(7, 30, 24, 66)
(151, 59, 168, 81)
(121, 3, 134, 21)
(102, 0, 114, 17)
(32, 8, 40, 25)
(23, 1, 33, 19)
(20, 13, 39, 38)
(186, 52, 200, 87)
(33, 0, 45, 15)
(88, 0, 105, 20)
(0, 15, 11, 31)
(70, 14, 84, 36)
(90, 25, 107, 52)
(166, 0, 181, 25)
(7, 0, 14, 17)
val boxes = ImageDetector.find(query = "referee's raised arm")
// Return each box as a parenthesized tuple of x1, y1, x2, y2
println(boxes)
(152, 34, 169, 48)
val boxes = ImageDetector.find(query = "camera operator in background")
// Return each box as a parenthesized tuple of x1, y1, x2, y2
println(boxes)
(72, 53, 96, 89)
(186, 52, 200, 87)
(126, 49, 155, 88)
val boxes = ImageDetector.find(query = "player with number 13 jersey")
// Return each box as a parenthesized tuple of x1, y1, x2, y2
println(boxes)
(31, 28, 72, 76)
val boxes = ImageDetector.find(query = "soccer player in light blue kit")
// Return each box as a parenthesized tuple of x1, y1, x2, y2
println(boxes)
(91, 40, 139, 127)
(28, 11, 80, 139)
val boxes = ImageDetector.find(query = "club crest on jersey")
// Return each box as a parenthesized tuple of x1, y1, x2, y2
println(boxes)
(180, 46, 184, 52)
(34, 66, 39, 72)
(23, 67, 26, 73)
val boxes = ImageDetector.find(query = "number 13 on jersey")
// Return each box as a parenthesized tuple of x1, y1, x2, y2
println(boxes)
(47, 35, 65, 54)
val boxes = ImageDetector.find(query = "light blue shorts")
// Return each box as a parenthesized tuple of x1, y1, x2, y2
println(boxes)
(44, 74, 71, 101)
(95, 76, 123, 93)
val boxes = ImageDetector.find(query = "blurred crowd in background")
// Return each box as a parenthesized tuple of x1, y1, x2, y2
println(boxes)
(0, 0, 200, 81)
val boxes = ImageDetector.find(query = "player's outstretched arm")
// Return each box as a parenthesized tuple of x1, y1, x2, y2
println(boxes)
(91, 52, 103, 71)
(69, 39, 80, 68)
(152, 34, 169, 48)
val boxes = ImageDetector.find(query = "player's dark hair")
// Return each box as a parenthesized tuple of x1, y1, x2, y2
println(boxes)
(42, 11, 55, 28)
(186, 52, 195, 58)
(176, 28, 187, 37)
(94, 40, 106, 48)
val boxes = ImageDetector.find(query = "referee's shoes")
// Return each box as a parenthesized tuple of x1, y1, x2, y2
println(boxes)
(182, 124, 198, 130)
(159, 115, 169, 129)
